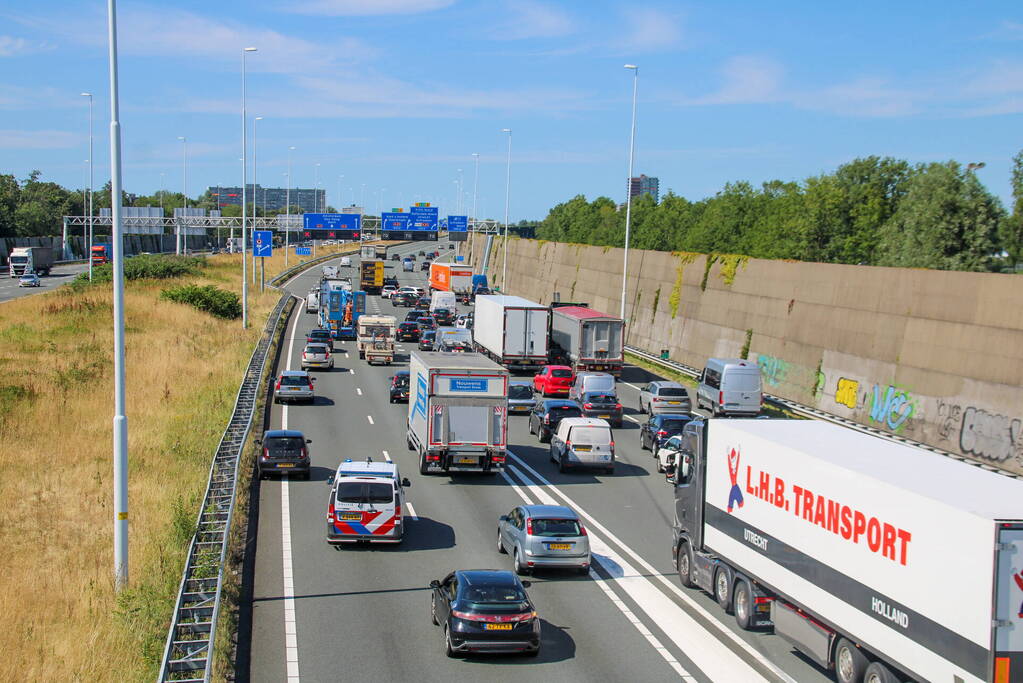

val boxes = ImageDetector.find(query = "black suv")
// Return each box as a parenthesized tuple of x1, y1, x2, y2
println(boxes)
(256, 430, 311, 479)
(528, 399, 583, 443)
(580, 392, 623, 428)
(389, 371, 410, 403)
(418, 330, 437, 351)
(639, 413, 694, 451)
(397, 321, 420, 341)
(433, 308, 455, 326)
(306, 328, 333, 350)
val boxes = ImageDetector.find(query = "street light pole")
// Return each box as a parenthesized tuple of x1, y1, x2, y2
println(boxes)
(252, 115, 262, 284)
(241, 46, 257, 330)
(621, 64, 638, 322)
(106, 0, 129, 591)
(177, 136, 186, 254)
(501, 128, 512, 291)
(81, 92, 94, 278)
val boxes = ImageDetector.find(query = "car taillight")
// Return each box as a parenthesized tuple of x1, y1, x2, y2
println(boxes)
(543, 415, 550, 424)
(657, 430, 667, 437)
(261, 448, 269, 460)
(615, 403, 622, 410)
(301, 447, 309, 460)
(579, 524, 587, 536)
(302, 352, 307, 359)
(526, 518, 534, 535)
(327, 503, 335, 525)
(583, 403, 593, 409)
(275, 379, 281, 390)
(719, 391, 725, 405)
(308, 381, 314, 391)
(491, 454, 505, 464)
(610, 441, 615, 450)
(325, 351, 330, 358)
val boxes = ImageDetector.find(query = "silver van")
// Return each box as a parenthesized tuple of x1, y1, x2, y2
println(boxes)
(695, 358, 762, 417)
(549, 417, 615, 474)
(568, 372, 616, 403)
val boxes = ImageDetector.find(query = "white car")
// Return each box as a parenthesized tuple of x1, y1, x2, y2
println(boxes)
(382, 285, 398, 299)
(339, 256, 352, 267)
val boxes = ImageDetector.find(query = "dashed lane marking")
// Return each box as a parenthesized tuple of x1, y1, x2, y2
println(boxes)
(367, 415, 375, 425)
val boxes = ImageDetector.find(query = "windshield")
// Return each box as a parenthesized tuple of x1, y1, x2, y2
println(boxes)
(658, 387, 688, 397)
(336, 482, 393, 504)
(508, 385, 533, 399)
(308, 331, 329, 339)
(659, 418, 691, 432)
(551, 369, 573, 378)
(304, 346, 327, 355)
(584, 393, 616, 404)
(10, 256, 28, 264)
(280, 375, 309, 386)
(726, 371, 762, 392)
(393, 375, 409, 387)
(530, 518, 582, 537)
(548, 405, 582, 418)
(462, 584, 527, 604)
(266, 437, 304, 453)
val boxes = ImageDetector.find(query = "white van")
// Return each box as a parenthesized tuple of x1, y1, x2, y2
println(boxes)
(549, 417, 615, 474)
(339, 256, 352, 268)
(325, 459, 411, 545)
(568, 372, 616, 403)
(306, 290, 319, 313)
(430, 290, 457, 312)
(695, 357, 762, 417)
(322, 265, 339, 279)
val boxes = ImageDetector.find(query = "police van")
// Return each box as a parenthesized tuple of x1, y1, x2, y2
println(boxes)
(326, 459, 411, 545)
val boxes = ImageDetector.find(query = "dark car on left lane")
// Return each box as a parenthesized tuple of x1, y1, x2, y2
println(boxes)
(256, 429, 311, 479)
(306, 328, 333, 351)
(430, 569, 541, 658)
(389, 370, 410, 403)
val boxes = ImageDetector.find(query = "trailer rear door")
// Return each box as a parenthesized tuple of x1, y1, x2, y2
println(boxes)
(504, 309, 527, 356)
(994, 525, 1023, 681)
(582, 319, 622, 361)
(526, 309, 548, 358)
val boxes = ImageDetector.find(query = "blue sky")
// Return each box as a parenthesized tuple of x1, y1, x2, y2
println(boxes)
(2, 0, 1022, 220)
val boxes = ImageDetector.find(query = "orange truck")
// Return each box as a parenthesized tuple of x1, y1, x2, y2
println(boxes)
(428, 262, 473, 296)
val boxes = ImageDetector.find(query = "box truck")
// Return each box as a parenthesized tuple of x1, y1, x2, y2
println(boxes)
(360, 244, 376, 260)
(91, 243, 112, 265)
(406, 351, 508, 476)
(667, 418, 1023, 683)
(473, 295, 549, 372)
(549, 305, 625, 376)
(375, 244, 388, 259)
(429, 262, 473, 295)
(9, 246, 54, 276)
(359, 259, 384, 294)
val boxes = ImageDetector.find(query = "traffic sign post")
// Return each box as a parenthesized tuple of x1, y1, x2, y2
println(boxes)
(295, 246, 311, 256)
(253, 230, 273, 258)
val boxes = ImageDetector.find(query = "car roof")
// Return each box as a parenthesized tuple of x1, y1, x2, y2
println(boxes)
(335, 459, 399, 478)
(544, 365, 573, 371)
(543, 399, 580, 408)
(559, 417, 609, 428)
(456, 569, 521, 587)
(521, 504, 578, 519)
(509, 379, 533, 387)
(576, 372, 614, 379)
(650, 380, 684, 388)
(263, 429, 304, 438)
(654, 414, 692, 423)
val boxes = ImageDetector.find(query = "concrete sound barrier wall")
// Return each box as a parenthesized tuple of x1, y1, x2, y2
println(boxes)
(471, 234, 1023, 476)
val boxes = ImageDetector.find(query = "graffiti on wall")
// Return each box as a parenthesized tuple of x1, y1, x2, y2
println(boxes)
(868, 384, 916, 432)
(757, 354, 789, 388)
(936, 400, 962, 442)
(959, 407, 1022, 463)
(834, 378, 859, 409)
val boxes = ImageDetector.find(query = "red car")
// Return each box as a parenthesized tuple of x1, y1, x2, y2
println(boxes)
(533, 365, 574, 397)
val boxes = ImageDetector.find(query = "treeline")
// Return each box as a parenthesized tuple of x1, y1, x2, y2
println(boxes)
(537, 155, 1023, 272)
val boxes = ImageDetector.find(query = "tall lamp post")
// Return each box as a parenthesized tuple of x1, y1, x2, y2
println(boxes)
(252, 115, 262, 284)
(620, 64, 638, 321)
(241, 46, 257, 330)
(80, 92, 94, 277)
(176, 135, 186, 254)
(501, 128, 512, 291)
(106, 0, 129, 591)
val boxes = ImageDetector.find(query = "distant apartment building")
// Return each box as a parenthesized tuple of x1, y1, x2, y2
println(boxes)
(208, 185, 326, 213)
(627, 174, 659, 203)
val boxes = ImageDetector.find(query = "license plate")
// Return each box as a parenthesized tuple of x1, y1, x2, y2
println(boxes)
(458, 457, 476, 464)
(484, 623, 513, 630)
(668, 401, 681, 405)
(547, 543, 572, 550)
(277, 463, 295, 468)
(574, 445, 591, 452)
(340, 512, 361, 520)
(598, 414, 610, 419)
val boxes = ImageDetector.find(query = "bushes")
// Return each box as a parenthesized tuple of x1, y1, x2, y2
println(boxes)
(73, 254, 205, 287)
(161, 284, 241, 319)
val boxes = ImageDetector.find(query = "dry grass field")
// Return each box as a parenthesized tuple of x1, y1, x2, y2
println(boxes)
(0, 247, 346, 681)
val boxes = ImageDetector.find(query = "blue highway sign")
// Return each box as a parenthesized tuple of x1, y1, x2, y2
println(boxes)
(302, 213, 361, 240)
(408, 206, 439, 231)
(381, 212, 411, 230)
(296, 247, 311, 255)
(447, 215, 468, 232)
(253, 230, 273, 257)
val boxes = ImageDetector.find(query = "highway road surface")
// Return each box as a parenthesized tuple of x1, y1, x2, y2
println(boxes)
(244, 243, 834, 682)
(0, 262, 89, 304)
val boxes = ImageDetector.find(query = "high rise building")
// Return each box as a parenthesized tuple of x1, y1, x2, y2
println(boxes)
(627, 174, 659, 203)
(207, 184, 326, 213)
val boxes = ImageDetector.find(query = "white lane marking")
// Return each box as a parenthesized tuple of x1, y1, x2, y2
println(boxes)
(624, 415, 641, 424)
(349, 368, 356, 375)
(281, 306, 301, 682)
(356, 388, 363, 396)
(507, 454, 797, 683)
(504, 465, 694, 680)
(382, 450, 391, 462)
(405, 502, 419, 521)
(367, 415, 374, 425)
(499, 470, 536, 505)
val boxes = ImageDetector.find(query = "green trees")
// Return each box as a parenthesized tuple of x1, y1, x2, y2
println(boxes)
(535, 156, 1013, 272)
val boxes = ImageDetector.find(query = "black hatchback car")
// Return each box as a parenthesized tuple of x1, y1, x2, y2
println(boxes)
(306, 328, 333, 350)
(433, 307, 455, 326)
(397, 321, 420, 342)
(639, 413, 694, 451)
(580, 392, 623, 428)
(256, 429, 311, 479)
(430, 569, 540, 658)
(389, 370, 410, 403)
(528, 399, 583, 443)
(416, 316, 437, 332)
(418, 330, 437, 351)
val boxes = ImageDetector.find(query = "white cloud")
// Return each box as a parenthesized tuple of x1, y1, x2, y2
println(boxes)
(689, 55, 783, 105)
(0, 129, 77, 149)
(617, 8, 683, 52)
(289, 0, 454, 16)
(496, 1, 575, 40)
(0, 35, 51, 57)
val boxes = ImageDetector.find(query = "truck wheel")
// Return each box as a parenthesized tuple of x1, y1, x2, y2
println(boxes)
(714, 568, 733, 613)
(677, 543, 696, 588)
(835, 638, 869, 683)
(733, 580, 753, 630)
(863, 661, 897, 683)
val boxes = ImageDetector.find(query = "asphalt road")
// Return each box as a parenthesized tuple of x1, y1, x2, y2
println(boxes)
(245, 244, 835, 683)
(0, 262, 89, 304)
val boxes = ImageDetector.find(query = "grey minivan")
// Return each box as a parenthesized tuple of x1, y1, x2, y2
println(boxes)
(638, 381, 691, 415)
(695, 358, 762, 416)
(497, 504, 590, 575)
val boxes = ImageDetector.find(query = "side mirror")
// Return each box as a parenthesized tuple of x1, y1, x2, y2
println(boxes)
(401, 477, 411, 488)
(429, 580, 440, 589)
(305, 439, 312, 444)
(499, 515, 508, 522)
(521, 580, 532, 588)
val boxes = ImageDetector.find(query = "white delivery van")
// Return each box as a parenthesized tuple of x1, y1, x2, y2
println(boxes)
(695, 358, 761, 416)
(306, 290, 319, 313)
(430, 290, 457, 312)
(549, 417, 615, 474)
(322, 265, 339, 279)
(568, 372, 616, 403)
(339, 256, 351, 268)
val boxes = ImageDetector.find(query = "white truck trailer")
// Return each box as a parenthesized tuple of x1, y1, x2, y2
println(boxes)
(549, 305, 625, 376)
(406, 351, 509, 476)
(668, 418, 1023, 683)
(9, 246, 54, 276)
(360, 244, 376, 260)
(356, 315, 396, 365)
(472, 295, 549, 372)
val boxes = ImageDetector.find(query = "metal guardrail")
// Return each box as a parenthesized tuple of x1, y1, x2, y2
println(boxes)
(623, 345, 1022, 480)
(157, 294, 290, 682)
